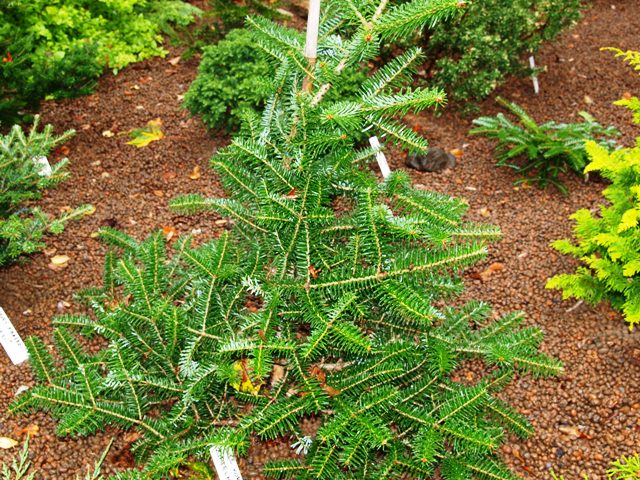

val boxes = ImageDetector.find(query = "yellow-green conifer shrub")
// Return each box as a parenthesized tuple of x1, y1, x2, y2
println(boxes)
(547, 49, 640, 328)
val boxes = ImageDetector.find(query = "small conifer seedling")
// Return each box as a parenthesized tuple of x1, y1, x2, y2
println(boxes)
(14, 1, 562, 479)
(0, 116, 92, 265)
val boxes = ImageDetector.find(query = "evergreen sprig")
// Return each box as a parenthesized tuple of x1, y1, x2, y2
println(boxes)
(16, 1, 561, 478)
(0, 116, 91, 265)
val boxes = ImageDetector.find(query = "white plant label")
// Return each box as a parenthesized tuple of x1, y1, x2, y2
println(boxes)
(32, 156, 53, 177)
(369, 136, 391, 179)
(210, 446, 243, 480)
(529, 56, 540, 95)
(0, 307, 29, 365)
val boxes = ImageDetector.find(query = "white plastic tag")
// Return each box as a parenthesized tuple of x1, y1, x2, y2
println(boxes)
(32, 156, 53, 177)
(369, 136, 391, 179)
(210, 446, 243, 480)
(529, 56, 540, 95)
(0, 307, 29, 365)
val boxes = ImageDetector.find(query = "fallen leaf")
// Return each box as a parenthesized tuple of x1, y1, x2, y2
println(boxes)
(286, 188, 297, 198)
(102, 130, 115, 138)
(584, 95, 594, 105)
(189, 165, 201, 180)
(153, 190, 164, 198)
(49, 255, 70, 271)
(55, 145, 70, 157)
(162, 226, 178, 241)
(471, 262, 505, 282)
(14, 385, 29, 396)
(558, 425, 592, 440)
(271, 365, 286, 385)
(324, 385, 341, 396)
(214, 219, 228, 226)
(450, 148, 463, 159)
(18, 424, 39, 437)
(127, 118, 164, 148)
(308, 265, 320, 279)
(623, 91, 633, 100)
(123, 431, 142, 445)
(168, 56, 181, 66)
(162, 171, 177, 181)
(0, 437, 18, 449)
(479, 207, 491, 218)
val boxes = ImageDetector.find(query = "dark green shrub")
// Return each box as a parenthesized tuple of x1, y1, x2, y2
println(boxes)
(184, 28, 274, 130)
(185, 28, 369, 131)
(0, 0, 201, 123)
(425, 0, 582, 102)
(0, 117, 91, 265)
(470, 97, 619, 193)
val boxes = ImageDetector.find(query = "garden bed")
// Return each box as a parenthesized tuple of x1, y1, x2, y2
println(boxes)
(1, 0, 640, 477)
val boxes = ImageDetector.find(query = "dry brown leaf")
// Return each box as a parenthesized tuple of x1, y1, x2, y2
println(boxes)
(55, 145, 70, 157)
(162, 226, 178, 241)
(162, 171, 177, 181)
(471, 262, 505, 282)
(168, 56, 181, 66)
(479, 207, 491, 218)
(450, 148, 464, 159)
(153, 190, 164, 198)
(584, 95, 594, 105)
(270, 365, 286, 385)
(18, 424, 39, 437)
(558, 425, 592, 440)
(189, 165, 201, 180)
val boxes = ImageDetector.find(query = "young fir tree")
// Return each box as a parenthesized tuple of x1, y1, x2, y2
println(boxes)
(13, 1, 562, 479)
(0, 116, 92, 265)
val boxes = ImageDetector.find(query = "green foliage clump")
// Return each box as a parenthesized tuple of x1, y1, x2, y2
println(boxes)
(603, 48, 640, 124)
(547, 140, 640, 327)
(14, 2, 561, 479)
(184, 29, 275, 130)
(0, 117, 92, 266)
(0, 0, 201, 123)
(185, 28, 368, 130)
(609, 453, 640, 480)
(425, 0, 582, 102)
(548, 49, 640, 328)
(471, 97, 619, 193)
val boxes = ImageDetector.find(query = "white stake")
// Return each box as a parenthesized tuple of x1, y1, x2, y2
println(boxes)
(210, 446, 243, 480)
(529, 56, 540, 95)
(0, 307, 29, 365)
(303, 0, 321, 92)
(369, 136, 391, 179)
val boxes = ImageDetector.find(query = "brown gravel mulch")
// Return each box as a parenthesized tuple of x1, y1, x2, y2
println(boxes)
(1, 0, 640, 478)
